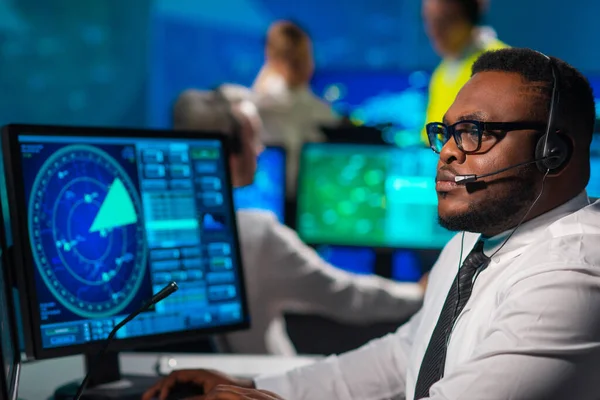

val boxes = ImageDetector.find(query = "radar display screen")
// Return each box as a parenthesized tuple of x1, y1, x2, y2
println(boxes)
(16, 134, 247, 351)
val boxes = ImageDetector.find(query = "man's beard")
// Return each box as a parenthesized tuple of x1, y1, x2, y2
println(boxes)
(438, 167, 541, 235)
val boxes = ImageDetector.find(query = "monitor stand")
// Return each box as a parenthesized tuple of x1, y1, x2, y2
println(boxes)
(54, 351, 159, 400)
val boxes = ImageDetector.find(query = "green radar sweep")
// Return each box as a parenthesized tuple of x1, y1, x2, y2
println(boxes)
(89, 178, 138, 233)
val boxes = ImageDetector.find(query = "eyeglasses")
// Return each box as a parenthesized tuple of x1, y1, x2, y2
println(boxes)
(426, 120, 547, 154)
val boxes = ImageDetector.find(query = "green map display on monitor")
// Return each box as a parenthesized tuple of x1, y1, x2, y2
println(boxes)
(297, 143, 455, 249)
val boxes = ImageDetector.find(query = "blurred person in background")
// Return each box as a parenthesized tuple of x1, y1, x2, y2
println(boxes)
(172, 88, 425, 356)
(421, 0, 508, 144)
(252, 20, 339, 199)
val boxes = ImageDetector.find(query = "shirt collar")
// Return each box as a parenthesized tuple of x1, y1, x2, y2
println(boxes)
(482, 191, 591, 263)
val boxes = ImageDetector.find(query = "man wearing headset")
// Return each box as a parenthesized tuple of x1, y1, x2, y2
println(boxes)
(168, 88, 425, 356)
(144, 48, 600, 400)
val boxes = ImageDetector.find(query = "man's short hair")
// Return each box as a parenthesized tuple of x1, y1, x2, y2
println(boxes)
(266, 20, 310, 63)
(171, 89, 235, 135)
(471, 48, 596, 146)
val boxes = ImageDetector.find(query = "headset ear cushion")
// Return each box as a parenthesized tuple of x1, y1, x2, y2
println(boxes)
(535, 133, 569, 172)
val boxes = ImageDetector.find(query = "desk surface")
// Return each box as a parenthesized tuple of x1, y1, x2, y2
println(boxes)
(18, 353, 322, 400)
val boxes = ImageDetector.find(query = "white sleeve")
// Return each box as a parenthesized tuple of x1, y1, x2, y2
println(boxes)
(424, 266, 600, 400)
(256, 308, 423, 400)
(261, 219, 423, 324)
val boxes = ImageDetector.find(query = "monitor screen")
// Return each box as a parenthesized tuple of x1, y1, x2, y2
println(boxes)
(233, 146, 286, 221)
(297, 143, 454, 249)
(311, 70, 429, 146)
(315, 246, 376, 275)
(7, 129, 249, 356)
(392, 250, 424, 282)
(316, 245, 425, 283)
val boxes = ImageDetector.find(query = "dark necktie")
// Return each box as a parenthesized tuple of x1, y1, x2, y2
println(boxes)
(414, 240, 490, 400)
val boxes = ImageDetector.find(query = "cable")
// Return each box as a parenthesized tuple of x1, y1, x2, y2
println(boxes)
(485, 169, 549, 260)
(444, 231, 466, 353)
(442, 170, 548, 359)
(453, 232, 466, 320)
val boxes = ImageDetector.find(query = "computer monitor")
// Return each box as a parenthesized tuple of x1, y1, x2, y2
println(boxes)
(316, 245, 426, 283)
(311, 70, 429, 146)
(392, 250, 425, 282)
(2, 124, 250, 397)
(0, 209, 20, 400)
(315, 246, 376, 275)
(297, 143, 454, 249)
(233, 146, 286, 221)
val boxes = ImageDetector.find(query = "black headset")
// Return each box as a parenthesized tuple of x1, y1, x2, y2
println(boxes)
(211, 85, 243, 154)
(534, 54, 570, 173)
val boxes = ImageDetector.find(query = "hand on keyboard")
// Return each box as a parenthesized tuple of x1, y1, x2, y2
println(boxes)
(141, 369, 254, 400)
(162, 382, 204, 400)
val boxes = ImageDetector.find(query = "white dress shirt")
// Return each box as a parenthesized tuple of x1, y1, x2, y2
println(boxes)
(256, 192, 600, 400)
(219, 210, 424, 356)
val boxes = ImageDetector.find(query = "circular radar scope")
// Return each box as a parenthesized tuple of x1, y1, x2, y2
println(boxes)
(28, 144, 147, 319)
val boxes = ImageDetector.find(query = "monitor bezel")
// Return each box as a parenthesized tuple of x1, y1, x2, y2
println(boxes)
(2, 123, 251, 360)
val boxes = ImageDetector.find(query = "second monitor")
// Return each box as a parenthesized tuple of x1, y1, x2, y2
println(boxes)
(297, 143, 454, 249)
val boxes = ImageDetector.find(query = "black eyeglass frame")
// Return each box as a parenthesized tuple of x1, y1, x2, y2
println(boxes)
(426, 120, 547, 154)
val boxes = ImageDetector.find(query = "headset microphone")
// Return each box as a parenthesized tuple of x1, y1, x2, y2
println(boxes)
(454, 156, 558, 184)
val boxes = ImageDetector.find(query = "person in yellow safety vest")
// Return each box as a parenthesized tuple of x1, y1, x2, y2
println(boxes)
(421, 0, 508, 145)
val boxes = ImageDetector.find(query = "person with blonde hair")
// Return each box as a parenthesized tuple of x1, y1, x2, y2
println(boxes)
(254, 20, 315, 93)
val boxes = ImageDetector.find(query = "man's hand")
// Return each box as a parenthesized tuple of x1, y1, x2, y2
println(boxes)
(202, 385, 285, 399)
(141, 369, 255, 400)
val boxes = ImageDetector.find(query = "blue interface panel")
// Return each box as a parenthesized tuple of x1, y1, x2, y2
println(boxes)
(297, 143, 454, 249)
(234, 146, 285, 221)
(18, 135, 246, 349)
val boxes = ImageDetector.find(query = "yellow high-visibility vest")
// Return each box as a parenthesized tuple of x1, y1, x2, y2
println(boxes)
(421, 39, 509, 145)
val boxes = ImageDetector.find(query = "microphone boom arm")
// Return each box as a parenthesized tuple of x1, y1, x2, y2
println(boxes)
(73, 282, 179, 400)
(454, 156, 556, 184)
